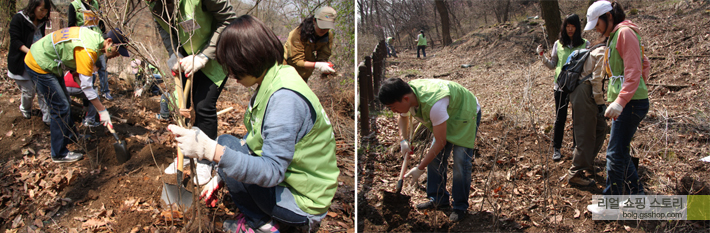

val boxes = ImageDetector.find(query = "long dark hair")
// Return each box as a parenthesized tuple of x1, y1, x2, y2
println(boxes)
(298, 15, 318, 43)
(598, 1, 626, 30)
(22, 0, 51, 22)
(560, 14, 583, 48)
(216, 15, 284, 80)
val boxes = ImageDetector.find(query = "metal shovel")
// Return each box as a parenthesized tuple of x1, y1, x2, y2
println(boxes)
(395, 151, 413, 193)
(107, 124, 130, 163)
(160, 71, 193, 209)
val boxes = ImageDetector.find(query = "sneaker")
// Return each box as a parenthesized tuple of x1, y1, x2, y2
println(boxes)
(21, 111, 31, 119)
(416, 200, 450, 210)
(449, 209, 466, 222)
(568, 174, 594, 186)
(552, 148, 562, 161)
(193, 162, 212, 185)
(102, 93, 114, 101)
(156, 114, 170, 121)
(223, 214, 280, 233)
(82, 119, 101, 127)
(164, 158, 191, 174)
(52, 151, 84, 163)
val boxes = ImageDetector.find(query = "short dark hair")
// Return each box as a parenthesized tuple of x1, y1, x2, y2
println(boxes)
(378, 78, 413, 105)
(216, 15, 284, 79)
(599, 2, 626, 30)
(560, 14, 584, 48)
(23, 0, 51, 22)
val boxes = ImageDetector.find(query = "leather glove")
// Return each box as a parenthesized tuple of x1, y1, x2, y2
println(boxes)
(536, 45, 544, 56)
(400, 139, 412, 155)
(167, 124, 217, 162)
(98, 110, 112, 127)
(200, 175, 223, 207)
(314, 62, 335, 73)
(168, 53, 182, 75)
(134, 88, 143, 98)
(404, 167, 424, 187)
(605, 102, 623, 120)
(180, 54, 209, 77)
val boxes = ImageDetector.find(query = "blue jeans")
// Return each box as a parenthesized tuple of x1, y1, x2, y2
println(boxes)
(427, 109, 481, 211)
(216, 135, 308, 229)
(417, 46, 426, 58)
(94, 54, 109, 94)
(603, 99, 649, 195)
(26, 65, 75, 158)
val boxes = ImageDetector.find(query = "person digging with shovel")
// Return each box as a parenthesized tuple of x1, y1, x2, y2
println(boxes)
(168, 15, 338, 233)
(24, 26, 129, 163)
(378, 77, 481, 222)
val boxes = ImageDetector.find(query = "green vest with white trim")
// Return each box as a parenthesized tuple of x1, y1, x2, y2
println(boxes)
(30, 27, 104, 77)
(150, 0, 227, 86)
(409, 79, 478, 149)
(606, 28, 648, 102)
(243, 64, 338, 215)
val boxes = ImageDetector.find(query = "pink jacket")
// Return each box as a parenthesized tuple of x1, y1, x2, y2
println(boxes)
(611, 20, 651, 107)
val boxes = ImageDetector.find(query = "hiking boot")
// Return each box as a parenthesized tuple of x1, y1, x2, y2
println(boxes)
(223, 214, 280, 233)
(102, 93, 114, 101)
(568, 174, 594, 186)
(82, 118, 100, 127)
(552, 148, 562, 161)
(52, 152, 84, 163)
(21, 111, 31, 119)
(416, 200, 450, 210)
(449, 209, 466, 222)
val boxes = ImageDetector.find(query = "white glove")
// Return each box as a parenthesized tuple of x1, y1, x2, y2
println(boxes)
(399, 139, 412, 155)
(314, 62, 335, 73)
(536, 44, 544, 55)
(605, 102, 623, 120)
(98, 110, 112, 127)
(168, 53, 182, 74)
(134, 88, 143, 98)
(404, 167, 424, 187)
(167, 124, 217, 162)
(200, 175, 223, 207)
(180, 54, 209, 77)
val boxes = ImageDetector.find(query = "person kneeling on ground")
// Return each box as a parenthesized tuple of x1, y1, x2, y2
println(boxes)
(378, 77, 481, 222)
(168, 15, 339, 233)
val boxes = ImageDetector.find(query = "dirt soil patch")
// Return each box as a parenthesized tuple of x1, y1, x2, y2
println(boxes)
(358, 1, 710, 232)
(0, 57, 355, 231)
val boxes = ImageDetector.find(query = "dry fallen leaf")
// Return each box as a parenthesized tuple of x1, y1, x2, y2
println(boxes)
(327, 212, 338, 218)
(574, 208, 581, 219)
(624, 225, 632, 232)
(11, 215, 23, 229)
(6, 131, 13, 137)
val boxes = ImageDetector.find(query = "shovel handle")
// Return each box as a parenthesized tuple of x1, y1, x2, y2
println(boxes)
(398, 151, 411, 180)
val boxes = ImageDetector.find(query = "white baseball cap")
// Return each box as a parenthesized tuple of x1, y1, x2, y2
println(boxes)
(584, 1, 613, 31)
(315, 6, 337, 30)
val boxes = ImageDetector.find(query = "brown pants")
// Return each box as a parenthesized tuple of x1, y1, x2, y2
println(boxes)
(568, 82, 607, 177)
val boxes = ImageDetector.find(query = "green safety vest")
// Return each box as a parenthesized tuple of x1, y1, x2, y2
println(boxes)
(606, 28, 648, 102)
(386, 37, 392, 44)
(410, 79, 478, 149)
(30, 27, 104, 77)
(70, 0, 101, 34)
(243, 64, 338, 215)
(417, 34, 427, 46)
(150, 0, 227, 86)
(554, 39, 588, 83)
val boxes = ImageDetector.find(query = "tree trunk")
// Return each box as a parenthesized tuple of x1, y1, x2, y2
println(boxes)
(435, 0, 451, 46)
(0, 0, 16, 49)
(540, 0, 562, 47)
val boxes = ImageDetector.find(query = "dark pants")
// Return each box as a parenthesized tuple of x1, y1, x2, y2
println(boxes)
(569, 82, 607, 177)
(216, 135, 309, 229)
(604, 99, 648, 195)
(417, 46, 426, 58)
(553, 90, 570, 149)
(26, 65, 75, 158)
(181, 70, 226, 139)
(94, 54, 110, 94)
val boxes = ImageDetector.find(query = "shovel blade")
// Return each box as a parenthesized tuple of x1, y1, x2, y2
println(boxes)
(161, 183, 193, 208)
(114, 140, 130, 163)
(395, 179, 403, 193)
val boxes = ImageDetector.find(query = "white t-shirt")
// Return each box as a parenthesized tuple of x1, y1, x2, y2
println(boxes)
(401, 96, 481, 126)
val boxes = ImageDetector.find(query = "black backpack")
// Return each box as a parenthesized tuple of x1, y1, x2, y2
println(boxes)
(557, 43, 605, 93)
